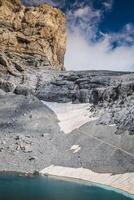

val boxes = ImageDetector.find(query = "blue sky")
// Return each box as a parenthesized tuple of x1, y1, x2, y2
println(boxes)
(22, 0, 134, 71)
(100, 0, 134, 32)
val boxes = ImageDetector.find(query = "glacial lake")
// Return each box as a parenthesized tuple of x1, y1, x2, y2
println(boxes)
(0, 175, 134, 200)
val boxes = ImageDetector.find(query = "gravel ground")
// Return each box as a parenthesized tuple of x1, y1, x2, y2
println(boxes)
(0, 93, 134, 174)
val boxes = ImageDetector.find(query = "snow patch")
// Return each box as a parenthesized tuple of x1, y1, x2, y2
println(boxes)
(42, 101, 97, 134)
(70, 145, 81, 153)
(109, 124, 116, 127)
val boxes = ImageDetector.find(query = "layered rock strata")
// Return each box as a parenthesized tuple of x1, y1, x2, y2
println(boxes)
(0, 0, 66, 76)
(0, 70, 134, 134)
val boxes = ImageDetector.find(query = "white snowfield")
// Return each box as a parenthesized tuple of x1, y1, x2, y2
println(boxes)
(70, 145, 81, 153)
(42, 101, 98, 134)
(40, 165, 134, 195)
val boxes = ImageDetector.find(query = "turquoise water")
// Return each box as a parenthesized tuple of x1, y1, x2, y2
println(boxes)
(0, 175, 134, 200)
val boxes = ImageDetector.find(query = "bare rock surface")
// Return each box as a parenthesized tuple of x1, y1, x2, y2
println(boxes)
(0, 0, 66, 76)
(0, 70, 134, 135)
(35, 70, 134, 134)
(0, 71, 134, 174)
(0, 94, 60, 135)
(0, 93, 134, 174)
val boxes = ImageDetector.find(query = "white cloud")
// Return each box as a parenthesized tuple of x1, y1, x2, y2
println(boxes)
(109, 24, 134, 46)
(65, 30, 134, 71)
(65, 3, 134, 72)
(67, 5, 101, 40)
(103, 0, 113, 10)
(72, 6, 100, 19)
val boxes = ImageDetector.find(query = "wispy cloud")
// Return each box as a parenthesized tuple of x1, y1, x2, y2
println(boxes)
(103, 0, 113, 10)
(64, 1, 134, 71)
(108, 24, 134, 47)
(65, 30, 134, 71)
(67, 5, 101, 41)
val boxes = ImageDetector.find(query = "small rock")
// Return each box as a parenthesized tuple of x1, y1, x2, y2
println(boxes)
(20, 145, 32, 153)
(41, 133, 49, 137)
(0, 89, 6, 95)
(0, 79, 15, 92)
(33, 171, 39, 176)
(29, 157, 36, 161)
(29, 114, 32, 119)
(15, 135, 25, 141)
(16, 146, 20, 151)
(25, 135, 31, 138)
(14, 86, 33, 96)
(0, 147, 4, 152)
(1, 140, 6, 145)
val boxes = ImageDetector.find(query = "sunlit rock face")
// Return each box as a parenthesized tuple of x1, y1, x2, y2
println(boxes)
(0, 0, 66, 76)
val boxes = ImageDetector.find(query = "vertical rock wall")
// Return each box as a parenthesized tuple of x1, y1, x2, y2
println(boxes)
(0, 0, 67, 76)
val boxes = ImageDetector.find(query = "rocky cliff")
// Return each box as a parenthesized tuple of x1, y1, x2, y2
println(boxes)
(36, 71, 134, 134)
(0, 0, 66, 76)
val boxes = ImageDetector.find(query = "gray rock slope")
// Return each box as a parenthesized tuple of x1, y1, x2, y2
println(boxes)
(1, 70, 133, 133)
(0, 70, 134, 174)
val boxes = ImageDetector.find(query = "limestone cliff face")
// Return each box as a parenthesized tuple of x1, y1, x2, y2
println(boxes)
(0, 0, 66, 76)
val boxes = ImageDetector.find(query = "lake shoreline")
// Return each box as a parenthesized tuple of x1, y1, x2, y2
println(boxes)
(0, 168, 134, 199)
(40, 166, 134, 196)
(0, 170, 34, 177)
